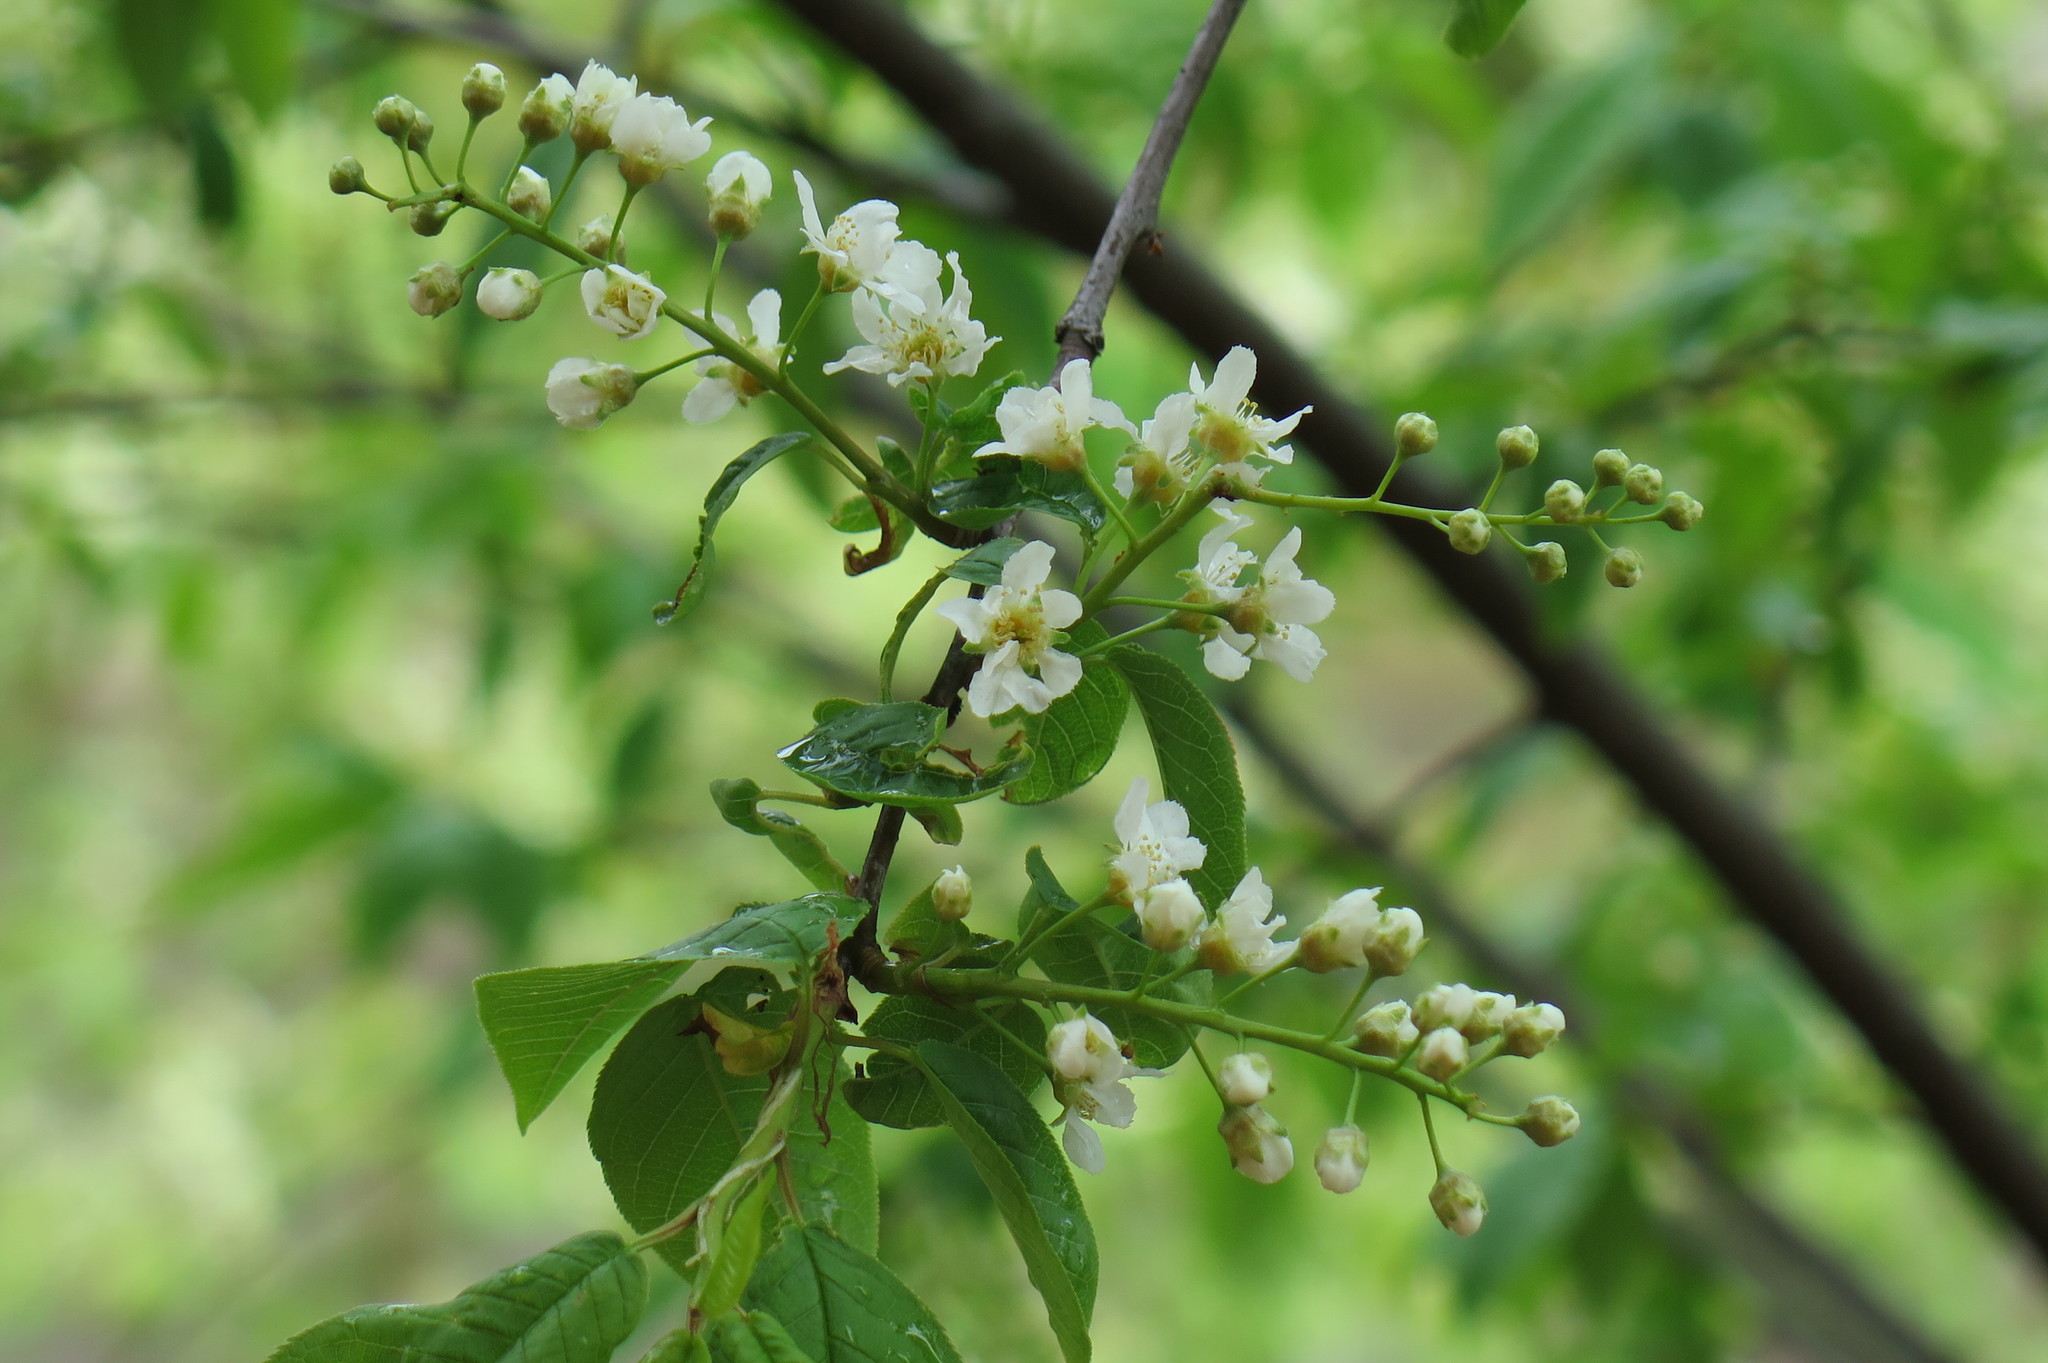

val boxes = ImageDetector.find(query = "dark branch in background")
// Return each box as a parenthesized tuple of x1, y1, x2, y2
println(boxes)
(1225, 699, 1957, 1363)
(1051, 0, 1247, 369)
(769, 0, 2048, 1271)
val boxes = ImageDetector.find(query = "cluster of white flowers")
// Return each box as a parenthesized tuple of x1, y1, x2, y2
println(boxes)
(1179, 505, 1335, 682)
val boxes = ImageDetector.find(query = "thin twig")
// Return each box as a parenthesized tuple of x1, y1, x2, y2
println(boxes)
(1051, 0, 1248, 369)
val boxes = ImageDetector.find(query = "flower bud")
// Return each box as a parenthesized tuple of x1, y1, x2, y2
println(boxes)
(1352, 1000, 1418, 1058)
(1543, 479, 1586, 524)
(405, 107, 435, 154)
(1314, 1125, 1370, 1194)
(1459, 991, 1516, 1043)
(707, 150, 773, 239)
(576, 215, 621, 260)
(1395, 411, 1438, 458)
(1412, 982, 1475, 1034)
(408, 200, 457, 237)
(1047, 1014, 1122, 1085)
(1446, 508, 1491, 555)
(1527, 540, 1567, 583)
(1360, 906, 1425, 977)
(507, 166, 552, 221)
(1518, 1095, 1581, 1147)
(1591, 447, 1629, 487)
(1659, 491, 1704, 530)
(932, 866, 972, 923)
(328, 155, 369, 196)
(1623, 462, 1663, 504)
(1501, 1001, 1566, 1057)
(477, 267, 542, 321)
(1429, 1169, 1487, 1236)
(1295, 887, 1380, 973)
(372, 94, 417, 141)
(1414, 1025, 1469, 1081)
(462, 63, 507, 119)
(1603, 546, 1644, 588)
(1137, 878, 1204, 953)
(519, 73, 575, 144)
(1217, 1052, 1273, 1107)
(1217, 1105, 1294, 1184)
(544, 357, 637, 428)
(1496, 424, 1539, 469)
(406, 262, 462, 317)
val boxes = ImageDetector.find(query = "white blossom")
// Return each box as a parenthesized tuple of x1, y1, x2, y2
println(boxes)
(569, 60, 637, 153)
(1188, 345, 1310, 473)
(1108, 777, 1207, 914)
(1135, 876, 1203, 953)
(1115, 391, 1199, 503)
(1200, 526, 1335, 683)
(1414, 1026, 1469, 1082)
(611, 93, 712, 186)
(975, 358, 1134, 472)
(1315, 1125, 1370, 1194)
(544, 357, 637, 429)
(581, 264, 665, 340)
(1196, 867, 1291, 975)
(823, 243, 996, 387)
(1217, 1052, 1273, 1107)
(708, 151, 772, 237)
(1218, 1104, 1294, 1184)
(684, 289, 780, 424)
(1048, 1013, 1155, 1174)
(793, 170, 900, 292)
(933, 540, 1084, 717)
(476, 267, 542, 321)
(1181, 503, 1258, 607)
(1295, 886, 1382, 973)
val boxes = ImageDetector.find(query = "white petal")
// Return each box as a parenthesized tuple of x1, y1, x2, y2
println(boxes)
(747, 288, 782, 346)
(1058, 357, 1093, 411)
(1203, 637, 1252, 680)
(682, 377, 738, 424)
(1062, 1111, 1106, 1174)
(1002, 539, 1057, 592)
(1039, 588, 1083, 631)
(1114, 778, 1150, 844)
(934, 595, 995, 643)
(1211, 346, 1256, 408)
(1087, 1078, 1137, 1128)
(1034, 647, 1083, 701)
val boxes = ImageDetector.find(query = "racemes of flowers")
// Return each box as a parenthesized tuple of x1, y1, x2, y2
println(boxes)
(297, 52, 1692, 1363)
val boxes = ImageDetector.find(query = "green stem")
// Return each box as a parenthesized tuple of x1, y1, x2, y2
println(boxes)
(885, 964, 1487, 1113)
(1104, 596, 1228, 616)
(779, 283, 828, 374)
(1135, 956, 1200, 998)
(879, 569, 951, 702)
(755, 788, 841, 808)
(1082, 474, 1225, 611)
(541, 149, 587, 231)
(499, 138, 535, 200)
(704, 237, 729, 318)
(1002, 891, 1115, 969)
(1324, 969, 1380, 1043)
(636, 348, 716, 384)
(608, 183, 643, 262)
(1074, 617, 1176, 656)
(456, 119, 479, 181)
(972, 1001, 1057, 1076)
(1214, 953, 1296, 1007)
(1476, 464, 1507, 514)
(1184, 1028, 1223, 1093)
(1079, 459, 1139, 546)
(1419, 1091, 1447, 1176)
(458, 228, 512, 275)
(1369, 452, 1408, 502)
(1342, 1070, 1363, 1126)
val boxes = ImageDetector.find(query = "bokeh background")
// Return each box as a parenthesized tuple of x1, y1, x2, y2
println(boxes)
(7, 0, 2048, 1359)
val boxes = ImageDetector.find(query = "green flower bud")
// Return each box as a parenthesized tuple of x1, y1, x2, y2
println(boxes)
(405, 107, 435, 154)
(1414, 1025, 1468, 1081)
(1395, 411, 1439, 458)
(372, 94, 417, 140)
(519, 74, 575, 144)
(932, 866, 972, 923)
(1501, 1001, 1566, 1057)
(1659, 491, 1704, 530)
(406, 262, 462, 318)
(1527, 541, 1567, 583)
(507, 166, 551, 222)
(1446, 507, 1491, 555)
(1591, 447, 1629, 487)
(1458, 990, 1516, 1043)
(1518, 1095, 1581, 1147)
(1429, 1169, 1487, 1235)
(1543, 479, 1586, 524)
(328, 155, 369, 196)
(576, 215, 621, 260)
(1603, 545, 1644, 588)
(408, 200, 458, 237)
(1623, 463, 1663, 504)
(1352, 1000, 1418, 1058)
(1496, 424, 1539, 469)
(461, 62, 507, 119)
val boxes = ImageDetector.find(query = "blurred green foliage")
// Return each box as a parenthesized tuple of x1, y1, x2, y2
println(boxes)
(5, 0, 2048, 1360)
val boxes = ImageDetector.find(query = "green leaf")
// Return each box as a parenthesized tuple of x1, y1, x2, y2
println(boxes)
(845, 994, 1046, 1129)
(778, 702, 1032, 808)
(216, 0, 297, 118)
(697, 1179, 773, 1321)
(1105, 648, 1247, 909)
(711, 779, 850, 895)
(906, 803, 963, 845)
(656, 433, 812, 625)
(110, 0, 206, 114)
(475, 959, 688, 1133)
(745, 1225, 963, 1363)
(1008, 623, 1127, 806)
(265, 1230, 646, 1363)
(827, 494, 879, 534)
(1015, 849, 1206, 1068)
(916, 1041, 1096, 1363)
(943, 370, 1027, 449)
(647, 894, 868, 967)
(1486, 51, 1663, 266)
(589, 998, 878, 1273)
(643, 1329, 711, 1363)
(941, 537, 1025, 586)
(930, 457, 1105, 534)
(1444, 0, 1529, 57)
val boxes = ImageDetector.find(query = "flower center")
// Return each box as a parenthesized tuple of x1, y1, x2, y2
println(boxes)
(986, 598, 1049, 663)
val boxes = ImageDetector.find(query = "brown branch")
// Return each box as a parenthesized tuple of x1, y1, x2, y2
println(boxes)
(769, 0, 2048, 1271)
(1051, 0, 1247, 369)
